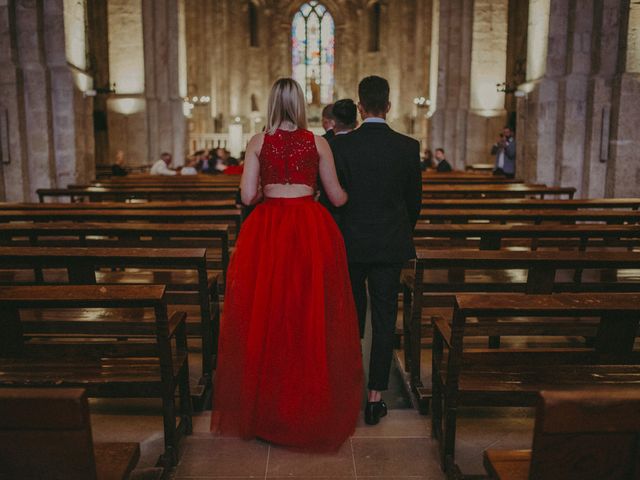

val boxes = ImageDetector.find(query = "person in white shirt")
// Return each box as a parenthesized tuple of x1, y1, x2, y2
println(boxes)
(150, 152, 177, 176)
(180, 156, 198, 175)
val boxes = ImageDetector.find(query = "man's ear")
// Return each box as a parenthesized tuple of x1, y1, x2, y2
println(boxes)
(357, 102, 366, 118)
(385, 102, 391, 114)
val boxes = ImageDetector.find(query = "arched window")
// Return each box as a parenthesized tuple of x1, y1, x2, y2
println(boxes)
(292, 1, 335, 105)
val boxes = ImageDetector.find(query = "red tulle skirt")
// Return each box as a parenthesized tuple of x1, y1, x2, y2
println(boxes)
(211, 196, 363, 451)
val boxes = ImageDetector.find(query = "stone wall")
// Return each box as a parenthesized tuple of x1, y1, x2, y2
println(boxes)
(0, 0, 638, 199)
(516, 0, 637, 198)
(184, 0, 433, 142)
(0, 0, 94, 201)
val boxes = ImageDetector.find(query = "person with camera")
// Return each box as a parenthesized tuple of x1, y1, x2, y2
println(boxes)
(491, 126, 516, 178)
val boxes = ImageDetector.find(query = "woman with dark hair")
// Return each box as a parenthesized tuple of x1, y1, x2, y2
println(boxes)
(211, 78, 362, 452)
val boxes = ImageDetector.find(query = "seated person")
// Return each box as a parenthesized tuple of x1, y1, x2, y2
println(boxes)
(111, 150, 128, 176)
(181, 155, 199, 175)
(420, 148, 433, 172)
(433, 148, 452, 172)
(150, 152, 177, 176)
(214, 148, 239, 171)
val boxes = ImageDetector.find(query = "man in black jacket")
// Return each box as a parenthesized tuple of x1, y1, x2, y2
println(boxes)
(331, 76, 422, 425)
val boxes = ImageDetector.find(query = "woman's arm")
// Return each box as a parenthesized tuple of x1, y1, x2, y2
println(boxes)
(240, 134, 264, 205)
(316, 135, 348, 207)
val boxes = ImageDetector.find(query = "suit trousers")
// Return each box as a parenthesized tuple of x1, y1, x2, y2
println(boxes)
(348, 262, 403, 391)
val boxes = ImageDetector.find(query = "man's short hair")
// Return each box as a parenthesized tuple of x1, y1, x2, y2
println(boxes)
(435, 148, 445, 154)
(358, 76, 390, 115)
(322, 103, 335, 120)
(161, 152, 172, 160)
(332, 99, 357, 129)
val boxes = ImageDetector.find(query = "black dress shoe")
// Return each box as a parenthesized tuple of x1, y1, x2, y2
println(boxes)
(364, 400, 388, 425)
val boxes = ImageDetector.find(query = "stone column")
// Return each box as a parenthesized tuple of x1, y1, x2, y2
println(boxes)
(0, 0, 96, 200)
(517, 0, 634, 197)
(87, 0, 110, 168)
(107, 0, 148, 167)
(553, 0, 594, 195)
(430, 0, 473, 169)
(582, 0, 627, 198)
(185, 0, 215, 140)
(0, 0, 30, 201)
(466, 0, 508, 166)
(46, 0, 95, 188)
(607, 0, 640, 197)
(142, 0, 186, 165)
(15, 0, 56, 196)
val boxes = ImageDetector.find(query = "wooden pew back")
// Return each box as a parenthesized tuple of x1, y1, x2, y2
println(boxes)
(433, 293, 640, 474)
(0, 285, 190, 468)
(530, 389, 640, 480)
(0, 388, 99, 479)
(484, 389, 640, 480)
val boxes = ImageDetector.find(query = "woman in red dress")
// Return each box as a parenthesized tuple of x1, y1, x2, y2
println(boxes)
(211, 78, 363, 451)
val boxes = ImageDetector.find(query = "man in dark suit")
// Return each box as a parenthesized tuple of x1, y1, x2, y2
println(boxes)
(321, 103, 335, 140)
(318, 99, 358, 218)
(331, 76, 422, 425)
(434, 148, 452, 172)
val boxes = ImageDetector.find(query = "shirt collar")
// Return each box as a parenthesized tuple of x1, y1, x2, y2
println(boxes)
(335, 130, 351, 135)
(363, 117, 386, 124)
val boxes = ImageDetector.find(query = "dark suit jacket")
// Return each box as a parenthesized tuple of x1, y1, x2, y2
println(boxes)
(330, 122, 422, 264)
(436, 159, 452, 172)
(322, 129, 335, 141)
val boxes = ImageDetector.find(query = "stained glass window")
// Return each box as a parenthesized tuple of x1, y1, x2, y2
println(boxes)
(292, 1, 334, 105)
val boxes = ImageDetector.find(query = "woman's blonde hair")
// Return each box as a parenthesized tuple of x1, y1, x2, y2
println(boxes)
(265, 78, 308, 134)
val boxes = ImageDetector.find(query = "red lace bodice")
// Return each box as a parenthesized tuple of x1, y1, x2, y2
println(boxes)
(259, 128, 319, 188)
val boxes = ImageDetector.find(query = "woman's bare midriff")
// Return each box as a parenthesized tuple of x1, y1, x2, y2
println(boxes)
(263, 183, 315, 198)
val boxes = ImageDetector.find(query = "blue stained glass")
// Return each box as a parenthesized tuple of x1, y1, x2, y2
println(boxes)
(300, 3, 312, 16)
(291, 2, 334, 105)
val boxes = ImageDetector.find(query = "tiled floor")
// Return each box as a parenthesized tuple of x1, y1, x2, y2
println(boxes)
(89, 356, 534, 479)
(88, 309, 534, 479)
(171, 408, 442, 479)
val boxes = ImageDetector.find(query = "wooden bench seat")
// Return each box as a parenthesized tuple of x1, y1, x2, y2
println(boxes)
(423, 197, 640, 210)
(0, 209, 242, 241)
(0, 247, 218, 392)
(483, 389, 640, 480)
(419, 208, 640, 223)
(431, 292, 640, 475)
(402, 250, 640, 408)
(0, 222, 230, 278)
(413, 223, 640, 251)
(420, 185, 576, 199)
(0, 199, 238, 210)
(0, 285, 192, 468)
(37, 187, 239, 203)
(0, 388, 140, 480)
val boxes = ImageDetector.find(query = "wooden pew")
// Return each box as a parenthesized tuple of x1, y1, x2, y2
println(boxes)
(0, 285, 192, 468)
(419, 209, 640, 224)
(420, 175, 524, 184)
(37, 187, 239, 202)
(424, 198, 640, 210)
(0, 246, 217, 393)
(431, 292, 640, 474)
(0, 388, 140, 480)
(0, 209, 242, 240)
(0, 222, 230, 280)
(88, 174, 241, 185)
(465, 163, 494, 172)
(483, 388, 640, 480)
(412, 223, 640, 251)
(0, 199, 237, 210)
(420, 185, 576, 199)
(402, 250, 640, 407)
